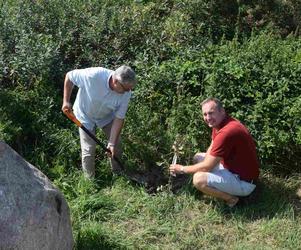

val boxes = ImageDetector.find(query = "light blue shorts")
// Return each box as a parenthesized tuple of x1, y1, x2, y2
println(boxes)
(195, 154, 256, 196)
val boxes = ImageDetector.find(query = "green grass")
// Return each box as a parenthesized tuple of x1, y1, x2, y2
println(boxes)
(55, 169, 301, 250)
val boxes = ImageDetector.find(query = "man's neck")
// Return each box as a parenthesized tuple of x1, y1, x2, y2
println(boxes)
(215, 114, 228, 131)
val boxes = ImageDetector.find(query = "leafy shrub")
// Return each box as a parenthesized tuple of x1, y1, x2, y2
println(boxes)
(200, 33, 301, 172)
(124, 32, 301, 174)
(0, 0, 300, 177)
(0, 83, 81, 176)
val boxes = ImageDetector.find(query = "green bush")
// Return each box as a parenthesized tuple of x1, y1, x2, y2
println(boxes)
(124, 32, 301, 173)
(202, 33, 301, 172)
(0, 0, 300, 177)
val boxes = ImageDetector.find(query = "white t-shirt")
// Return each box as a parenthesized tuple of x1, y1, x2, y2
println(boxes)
(67, 67, 132, 130)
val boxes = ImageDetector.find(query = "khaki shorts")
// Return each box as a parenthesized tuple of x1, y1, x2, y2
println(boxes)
(207, 164, 256, 196)
(194, 153, 256, 196)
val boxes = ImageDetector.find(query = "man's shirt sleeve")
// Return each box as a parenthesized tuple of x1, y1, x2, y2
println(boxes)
(210, 131, 233, 159)
(115, 93, 131, 119)
(67, 69, 87, 88)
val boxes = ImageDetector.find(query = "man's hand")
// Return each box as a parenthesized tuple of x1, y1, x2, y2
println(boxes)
(61, 101, 72, 113)
(106, 143, 115, 158)
(169, 164, 185, 175)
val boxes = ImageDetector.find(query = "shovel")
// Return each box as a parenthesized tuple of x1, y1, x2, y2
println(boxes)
(63, 109, 185, 193)
(63, 109, 125, 171)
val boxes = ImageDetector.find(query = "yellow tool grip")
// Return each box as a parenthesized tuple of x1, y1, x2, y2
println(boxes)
(63, 109, 82, 127)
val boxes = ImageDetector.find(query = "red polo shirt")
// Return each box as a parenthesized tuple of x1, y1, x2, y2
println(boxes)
(210, 116, 259, 182)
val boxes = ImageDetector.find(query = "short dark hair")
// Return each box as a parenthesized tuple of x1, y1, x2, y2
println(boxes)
(201, 97, 224, 111)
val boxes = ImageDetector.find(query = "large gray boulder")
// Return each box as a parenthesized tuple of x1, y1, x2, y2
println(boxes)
(0, 141, 74, 250)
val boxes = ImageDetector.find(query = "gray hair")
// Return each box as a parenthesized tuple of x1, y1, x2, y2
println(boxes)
(113, 65, 137, 87)
(201, 97, 224, 111)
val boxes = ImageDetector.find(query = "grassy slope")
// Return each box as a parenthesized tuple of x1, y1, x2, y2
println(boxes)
(54, 167, 301, 250)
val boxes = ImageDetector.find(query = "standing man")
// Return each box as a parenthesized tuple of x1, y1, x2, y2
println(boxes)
(170, 97, 259, 207)
(62, 65, 137, 179)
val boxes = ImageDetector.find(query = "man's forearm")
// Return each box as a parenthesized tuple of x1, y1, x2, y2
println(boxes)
(63, 75, 74, 103)
(184, 141, 214, 173)
(183, 160, 214, 174)
(109, 118, 124, 145)
(170, 153, 221, 175)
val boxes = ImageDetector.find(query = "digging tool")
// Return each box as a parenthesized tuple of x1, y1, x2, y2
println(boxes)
(63, 109, 186, 193)
(170, 139, 179, 177)
(170, 151, 178, 177)
(63, 109, 125, 171)
(62, 109, 167, 193)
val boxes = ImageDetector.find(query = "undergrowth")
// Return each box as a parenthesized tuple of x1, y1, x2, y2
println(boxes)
(54, 168, 301, 250)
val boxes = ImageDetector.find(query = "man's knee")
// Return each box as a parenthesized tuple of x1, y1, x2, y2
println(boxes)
(81, 144, 96, 157)
(193, 172, 208, 189)
(193, 152, 206, 164)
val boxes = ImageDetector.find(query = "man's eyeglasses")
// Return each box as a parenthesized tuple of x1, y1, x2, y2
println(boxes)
(117, 81, 133, 92)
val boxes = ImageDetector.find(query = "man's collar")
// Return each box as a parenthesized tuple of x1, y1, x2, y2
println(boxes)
(107, 73, 113, 91)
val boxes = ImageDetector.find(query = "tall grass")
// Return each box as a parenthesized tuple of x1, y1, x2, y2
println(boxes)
(54, 168, 301, 249)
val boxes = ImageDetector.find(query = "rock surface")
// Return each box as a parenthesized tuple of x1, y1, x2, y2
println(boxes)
(0, 141, 73, 250)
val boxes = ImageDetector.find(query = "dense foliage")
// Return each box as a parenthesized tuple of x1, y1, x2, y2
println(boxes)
(0, 0, 300, 178)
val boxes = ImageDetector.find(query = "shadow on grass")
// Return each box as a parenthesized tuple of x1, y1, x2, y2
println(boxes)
(218, 175, 301, 220)
(182, 173, 301, 221)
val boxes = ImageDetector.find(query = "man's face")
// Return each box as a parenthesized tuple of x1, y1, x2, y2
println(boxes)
(112, 76, 133, 94)
(202, 101, 225, 128)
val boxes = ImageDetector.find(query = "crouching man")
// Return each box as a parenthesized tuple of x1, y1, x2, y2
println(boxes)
(170, 97, 259, 207)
